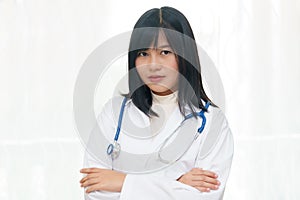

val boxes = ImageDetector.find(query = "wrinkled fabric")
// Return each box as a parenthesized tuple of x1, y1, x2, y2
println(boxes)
(83, 96, 234, 200)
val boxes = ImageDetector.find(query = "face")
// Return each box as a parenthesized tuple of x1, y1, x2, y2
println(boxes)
(135, 32, 179, 96)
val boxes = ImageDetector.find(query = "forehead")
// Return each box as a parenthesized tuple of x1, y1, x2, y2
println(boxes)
(147, 31, 171, 50)
(130, 28, 175, 51)
(155, 31, 169, 46)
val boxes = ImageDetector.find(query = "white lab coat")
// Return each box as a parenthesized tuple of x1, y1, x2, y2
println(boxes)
(83, 96, 234, 200)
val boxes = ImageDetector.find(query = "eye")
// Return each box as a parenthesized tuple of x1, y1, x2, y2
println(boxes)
(161, 50, 172, 55)
(137, 51, 148, 57)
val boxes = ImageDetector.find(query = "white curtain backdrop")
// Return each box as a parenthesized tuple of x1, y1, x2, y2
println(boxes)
(1, 0, 299, 199)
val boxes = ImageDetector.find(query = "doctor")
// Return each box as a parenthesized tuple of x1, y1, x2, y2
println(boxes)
(80, 6, 233, 200)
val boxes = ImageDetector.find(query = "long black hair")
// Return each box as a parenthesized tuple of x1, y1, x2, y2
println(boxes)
(126, 6, 216, 117)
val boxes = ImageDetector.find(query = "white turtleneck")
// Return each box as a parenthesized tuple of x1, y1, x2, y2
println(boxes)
(150, 91, 178, 136)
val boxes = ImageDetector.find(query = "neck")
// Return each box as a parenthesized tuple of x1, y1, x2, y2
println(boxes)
(151, 90, 178, 105)
(152, 89, 177, 96)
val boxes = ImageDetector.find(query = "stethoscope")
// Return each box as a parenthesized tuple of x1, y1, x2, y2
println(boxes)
(107, 97, 210, 161)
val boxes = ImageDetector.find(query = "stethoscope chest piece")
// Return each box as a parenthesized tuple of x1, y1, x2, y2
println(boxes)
(107, 141, 121, 160)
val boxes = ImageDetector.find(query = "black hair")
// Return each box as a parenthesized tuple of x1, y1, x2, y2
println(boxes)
(126, 6, 216, 117)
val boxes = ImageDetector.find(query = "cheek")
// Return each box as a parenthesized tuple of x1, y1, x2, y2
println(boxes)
(135, 63, 143, 72)
(168, 58, 179, 74)
(135, 66, 147, 83)
(135, 59, 141, 70)
(135, 59, 141, 67)
(135, 60, 144, 75)
(168, 59, 179, 84)
(167, 55, 178, 70)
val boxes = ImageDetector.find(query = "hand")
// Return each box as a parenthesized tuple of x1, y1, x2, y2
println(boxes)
(177, 168, 220, 192)
(80, 168, 126, 193)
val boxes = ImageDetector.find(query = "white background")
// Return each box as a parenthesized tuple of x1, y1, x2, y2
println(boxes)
(1, 0, 300, 199)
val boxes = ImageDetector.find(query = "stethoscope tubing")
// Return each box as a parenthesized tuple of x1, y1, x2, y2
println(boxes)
(107, 97, 210, 160)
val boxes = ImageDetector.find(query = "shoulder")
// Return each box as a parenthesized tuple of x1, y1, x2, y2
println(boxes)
(100, 95, 131, 115)
(190, 101, 228, 122)
(207, 105, 227, 123)
(198, 103, 233, 158)
(102, 96, 141, 114)
(96, 96, 126, 124)
(204, 103, 232, 140)
(185, 101, 231, 137)
(99, 96, 148, 124)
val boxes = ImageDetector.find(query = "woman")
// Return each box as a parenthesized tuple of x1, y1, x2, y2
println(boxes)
(80, 6, 233, 200)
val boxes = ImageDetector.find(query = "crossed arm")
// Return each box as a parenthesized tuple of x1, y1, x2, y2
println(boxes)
(80, 167, 220, 193)
(80, 102, 233, 198)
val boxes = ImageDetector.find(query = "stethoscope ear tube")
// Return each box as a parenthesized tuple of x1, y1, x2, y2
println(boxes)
(107, 98, 211, 164)
(107, 97, 127, 159)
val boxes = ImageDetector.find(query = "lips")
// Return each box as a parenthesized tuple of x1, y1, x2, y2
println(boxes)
(148, 75, 165, 83)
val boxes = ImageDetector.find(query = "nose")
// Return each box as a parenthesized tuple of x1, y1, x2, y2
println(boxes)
(148, 54, 162, 71)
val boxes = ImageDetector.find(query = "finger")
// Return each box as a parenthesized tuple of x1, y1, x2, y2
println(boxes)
(85, 183, 101, 193)
(192, 168, 217, 177)
(80, 175, 89, 183)
(81, 177, 101, 188)
(202, 170, 218, 178)
(80, 173, 99, 184)
(193, 181, 219, 190)
(192, 176, 220, 186)
(80, 168, 103, 174)
(192, 168, 218, 178)
(80, 168, 98, 173)
(191, 168, 203, 173)
(195, 187, 211, 193)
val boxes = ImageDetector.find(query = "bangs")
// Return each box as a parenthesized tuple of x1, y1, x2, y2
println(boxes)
(129, 28, 183, 58)
(129, 28, 160, 52)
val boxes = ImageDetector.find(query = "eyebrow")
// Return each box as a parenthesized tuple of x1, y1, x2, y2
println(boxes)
(139, 45, 172, 51)
(156, 45, 171, 49)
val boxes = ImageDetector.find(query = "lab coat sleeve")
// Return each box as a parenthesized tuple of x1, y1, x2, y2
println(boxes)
(82, 98, 121, 200)
(119, 110, 234, 200)
(83, 150, 121, 200)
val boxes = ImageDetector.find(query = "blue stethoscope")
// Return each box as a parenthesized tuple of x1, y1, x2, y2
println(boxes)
(107, 97, 210, 160)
